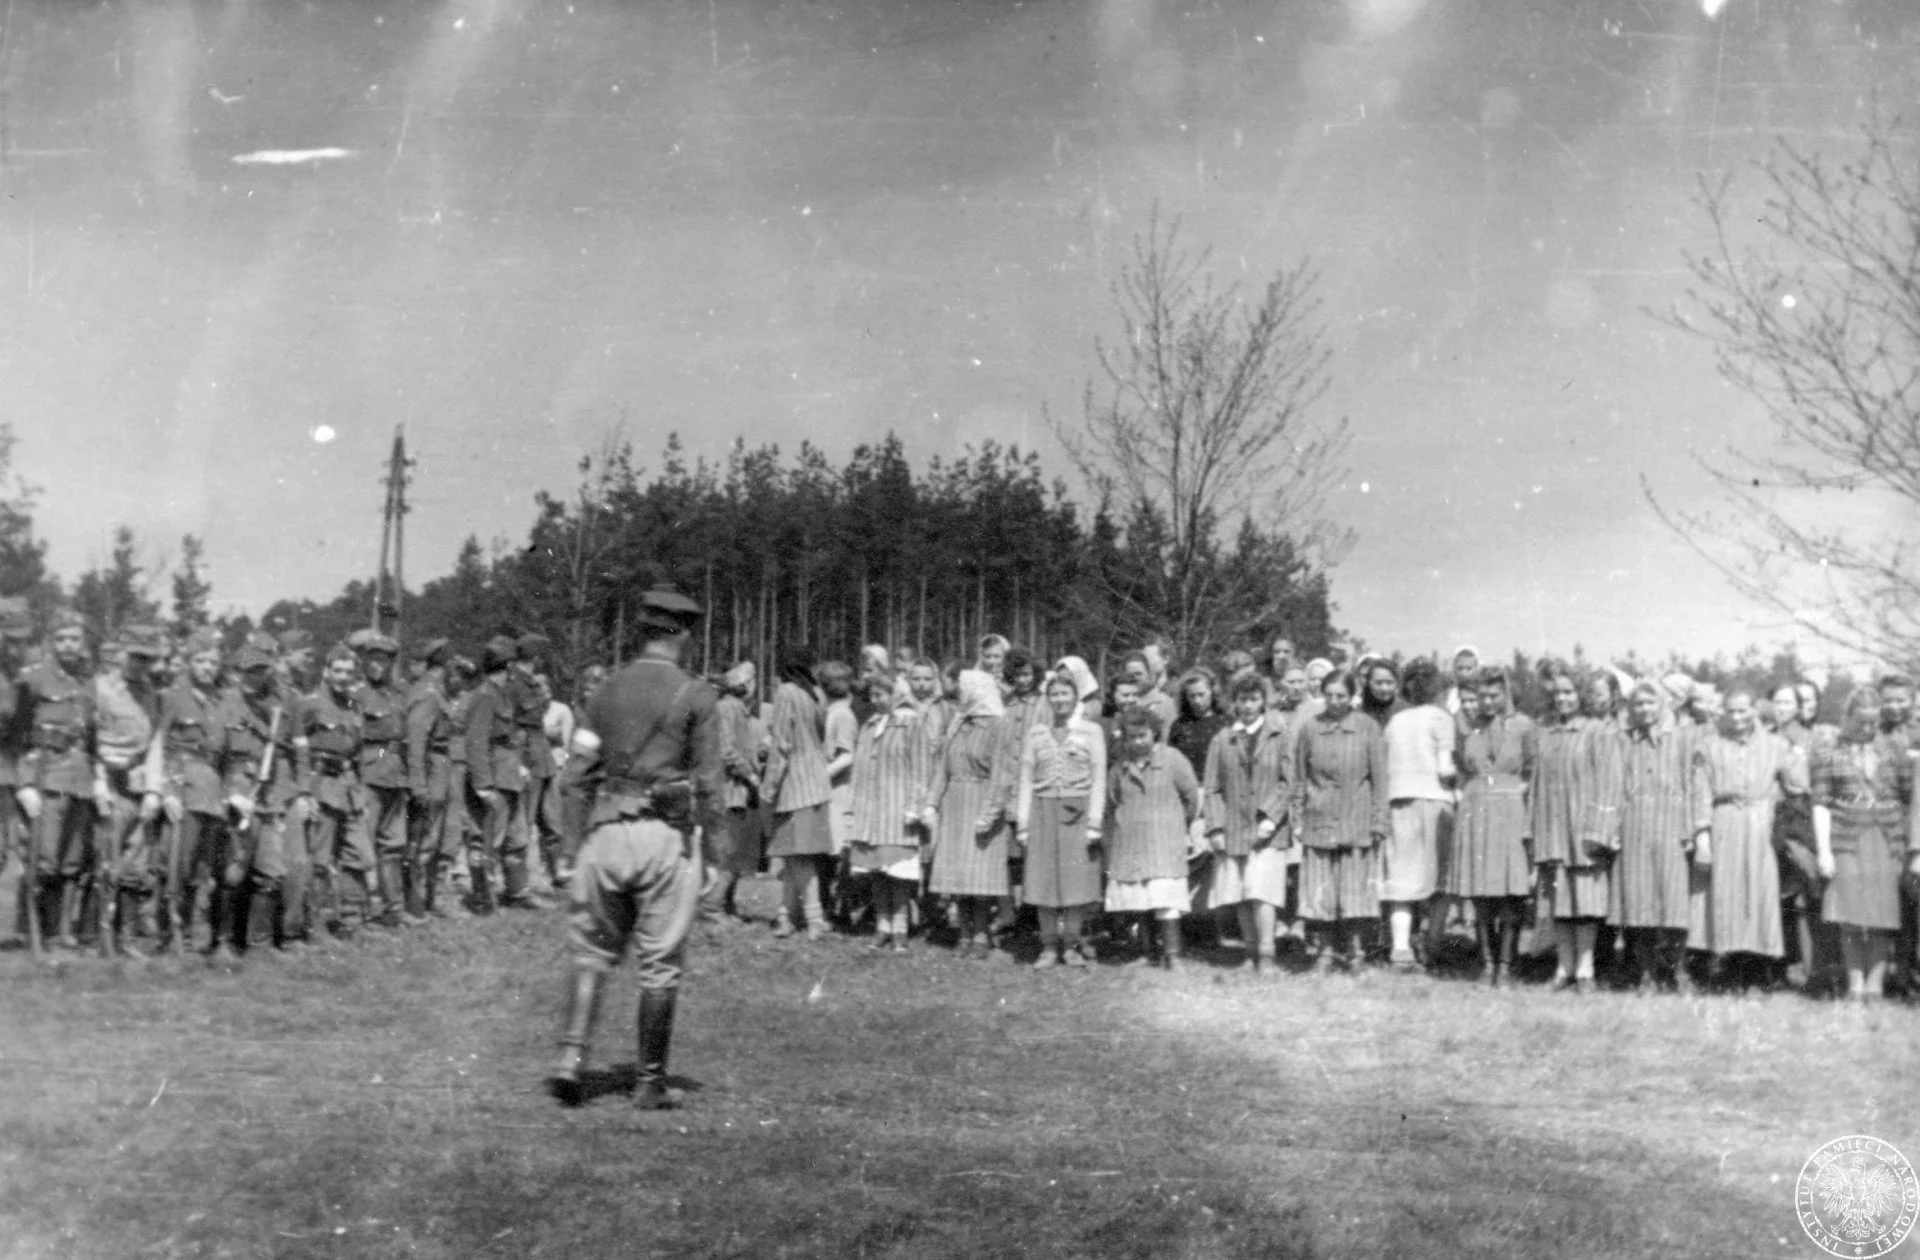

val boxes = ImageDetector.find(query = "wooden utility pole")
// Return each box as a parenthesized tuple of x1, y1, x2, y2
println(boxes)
(371, 425, 413, 654)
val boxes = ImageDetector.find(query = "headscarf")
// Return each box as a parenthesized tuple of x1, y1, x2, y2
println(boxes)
(957, 669, 1005, 720)
(1660, 672, 1696, 707)
(1450, 644, 1482, 672)
(861, 644, 891, 674)
(1305, 658, 1335, 684)
(1054, 655, 1099, 704)
(723, 661, 756, 694)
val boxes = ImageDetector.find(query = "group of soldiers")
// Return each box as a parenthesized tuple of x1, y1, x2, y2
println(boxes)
(0, 596, 580, 966)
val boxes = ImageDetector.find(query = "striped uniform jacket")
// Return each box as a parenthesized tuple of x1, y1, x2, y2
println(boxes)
(763, 681, 831, 814)
(1293, 710, 1389, 851)
(1202, 714, 1294, 856)
(849, 699, 933, 848)
(1105, 744, 1200, 882)
(1610, 718, 1709, 930)
(1529, 715, 1619, 868)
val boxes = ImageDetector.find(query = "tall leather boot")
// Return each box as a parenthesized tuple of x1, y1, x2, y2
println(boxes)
(229, 882, 255, 954)
(634, 988, 679, 1110)
(470, 864, 496, 916)
(206, 886, 240, 968)
(406, 857, 430, 920)
(547, 968, 605, 1107)
(116, 889, 149, 961)
(1160, 917, 1184, 972)
(370, 859, 404, 928)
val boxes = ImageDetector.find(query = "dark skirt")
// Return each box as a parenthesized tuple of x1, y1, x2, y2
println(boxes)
(718, 806, 767, 875)
(1822, 823, 1901, 931)
(767, 801, 834, 858)
(1024, 795, 1102, 908)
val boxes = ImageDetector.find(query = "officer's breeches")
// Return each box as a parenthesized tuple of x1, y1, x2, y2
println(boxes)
(567, 818, 700, 989)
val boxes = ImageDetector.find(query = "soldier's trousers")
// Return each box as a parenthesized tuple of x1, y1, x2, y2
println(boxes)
(568, 817, 700, 988)
(470, 784, 529, 900)
(366, 785, 408, 860)
(97, 787, 154, 894)
(307, 803, 377, 930)
(152, 811, 230, 944)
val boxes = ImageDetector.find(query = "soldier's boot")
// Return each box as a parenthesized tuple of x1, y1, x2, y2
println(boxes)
(229, 881, 255, 955)
(405, 857, 430, 921)
(372, 859, 406, 928)
(115, 890, 149, 961)
(547, 968, 605, 1108)
(633, 988, 679, 1110)
(470, 864, 497, 916)
(205, 886, 241, 971)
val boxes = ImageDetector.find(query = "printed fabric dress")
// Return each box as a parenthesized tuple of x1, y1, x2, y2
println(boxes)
(1446, 713, 1535, 898)
(1811, 732, 1915, 932)
(1611, 720, 1708, 932)
(926, 718, 1013, 897)
(1688, 727, 1804, 956)
(1293, 710, 1389, 922)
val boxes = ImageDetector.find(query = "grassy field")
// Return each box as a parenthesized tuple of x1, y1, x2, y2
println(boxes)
(1, 901, 1915, 1260)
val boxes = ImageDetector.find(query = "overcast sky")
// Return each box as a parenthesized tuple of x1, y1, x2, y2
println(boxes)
(1, 0, 1913, 662)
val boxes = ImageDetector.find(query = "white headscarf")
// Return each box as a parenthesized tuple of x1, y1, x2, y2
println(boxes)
(958, 669, 1006, 720)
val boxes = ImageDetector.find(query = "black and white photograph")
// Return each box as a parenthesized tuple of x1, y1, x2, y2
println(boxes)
(1, 0, 1918, 1255)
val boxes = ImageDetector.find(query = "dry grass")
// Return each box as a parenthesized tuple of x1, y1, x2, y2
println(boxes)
(0, 913, 1914, 1259)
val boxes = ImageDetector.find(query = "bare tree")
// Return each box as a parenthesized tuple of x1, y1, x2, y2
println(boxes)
(1051, 213, 1350, 656)
(1652, 118, 1920, 665)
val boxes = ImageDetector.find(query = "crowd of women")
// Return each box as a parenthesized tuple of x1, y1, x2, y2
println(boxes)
(697, 636, 1920, 1004)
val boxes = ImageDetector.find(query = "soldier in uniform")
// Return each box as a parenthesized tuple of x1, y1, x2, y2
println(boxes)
(403, 638, 455, 919)
(548, 589, 721, 1111)
(145, 631, 235, 957)
(298, 644, 376, 937)
(13, 610, 110, 952)
(276, 629, 316, 695)
(352, 632, 409, 928)
(465, 636, 543, 911)
(0, 597, 34, 950)
(512, 633, 562, 891)
(93, 625, 162, 957)
(218, 640, 301, 961)
(440, 655, 479, 913)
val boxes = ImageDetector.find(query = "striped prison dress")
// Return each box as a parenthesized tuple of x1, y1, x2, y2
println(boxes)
(1293, 709, 1389, 923)
(1611, 720, 1709, 932)
(1689, 727, 1803, 956)
(764, 681, 835, 858)
(1446, 713, 1535, 899)
(926, 716, 1015, 897)
(1529, 715, 1616, 924)
(849, 699, 933, 882)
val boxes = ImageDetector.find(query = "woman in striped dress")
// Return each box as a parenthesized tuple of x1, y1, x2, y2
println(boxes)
(763, 646, 835, 941)
(1613, 680, 1711, 994)
(1530, 662, 1617, 993)
(1104, 707, 1202, 970)
(849, 669, 932, 953)
(1448, 666, 1534, 987)
(1015, 671, 1108, 968)
(924, 670, 1013, 958)
(1690, 688, 1804, 989)
(1294, 671, 1389, 972)
(1812, 688, 1920, 1002)
(1202, 674, 1296, 974)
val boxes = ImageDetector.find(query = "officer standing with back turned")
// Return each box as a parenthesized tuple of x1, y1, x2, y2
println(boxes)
(547, 588, 720, 1111)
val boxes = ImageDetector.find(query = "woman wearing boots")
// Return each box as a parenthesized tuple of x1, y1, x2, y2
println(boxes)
(1691, 689, 1804, 991)
(1614, 680, 1711, 995)
(1294, 671, 1389, 972)
(1103, 707, 1200, 970)
(849, 668, 932, 952)
(763, 646, 834, 941)
(1812, 688, 1919, 1002)
(1014, 671, 1106, 967)
(1449, 667, 1534, 987)
(1202, 675, 1296, 974)
(924, 670, 1015, 956)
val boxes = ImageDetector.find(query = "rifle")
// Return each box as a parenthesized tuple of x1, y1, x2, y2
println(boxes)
(231, 706, 281, 888)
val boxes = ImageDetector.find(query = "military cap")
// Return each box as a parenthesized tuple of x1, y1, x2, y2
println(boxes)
(121, 625, 165, 658)
(276, 628, 313, 652)
(413, 637, 451, 667)
(482, 635, 519, 672)
(234, 643, 275, 671)
(346, 628, 378, 651)
(0, 596, 31, 640)
(357, 631, 399, 657)
(245, 630, 280, 656)
(327, 641, 359, 665)
(515, 632, 552, 662)
(636, 587, 703, 632)
(449, 654, 478, 679)
(50, 608, 87, 633)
